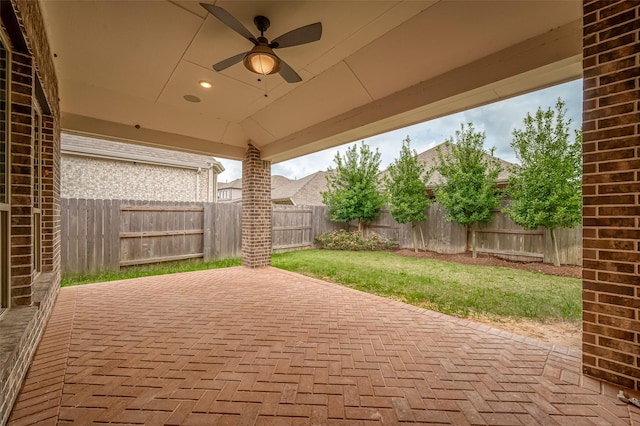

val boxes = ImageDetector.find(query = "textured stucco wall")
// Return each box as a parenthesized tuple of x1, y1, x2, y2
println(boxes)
(62, 154, 214, 202)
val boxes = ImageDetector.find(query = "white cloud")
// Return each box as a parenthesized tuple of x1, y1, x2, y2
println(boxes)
(217, 79, 582, 181)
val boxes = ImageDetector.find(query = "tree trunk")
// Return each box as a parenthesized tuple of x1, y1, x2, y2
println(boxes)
(550, 227, 560, 267)
(358, 221, 363, 234)
(418, 224, 426, 251)
(412, 223, 418, 253)
(471, 228, 477, 259)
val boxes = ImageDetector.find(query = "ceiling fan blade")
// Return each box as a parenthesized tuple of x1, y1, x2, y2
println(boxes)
(200, 3, 257, 44)
(270, 22, 322, 49)
(278, 59, 302, 83)
(213, 52, 248, 72)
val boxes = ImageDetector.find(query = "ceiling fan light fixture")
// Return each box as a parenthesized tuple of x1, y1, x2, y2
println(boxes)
(243, 45, 280, 75)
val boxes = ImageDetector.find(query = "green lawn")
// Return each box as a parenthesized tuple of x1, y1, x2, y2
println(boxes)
(61, 249, 581, 324)
(61, 257, 242, 287)
(272, 250, 581, 322)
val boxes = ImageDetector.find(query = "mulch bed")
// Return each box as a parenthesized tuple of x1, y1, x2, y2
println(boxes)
(394, 249, 581, 278)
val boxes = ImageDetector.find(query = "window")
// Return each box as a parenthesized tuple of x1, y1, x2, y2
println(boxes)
(0, 30, 10, 311)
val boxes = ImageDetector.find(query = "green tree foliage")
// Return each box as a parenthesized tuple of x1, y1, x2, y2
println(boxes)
(434, 123, 502, 257)
(322, 142, 384, 231)
(384, 137, 431, 251)
(504, 99, 582, 266)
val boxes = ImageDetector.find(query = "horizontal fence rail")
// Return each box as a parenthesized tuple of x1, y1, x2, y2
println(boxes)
(61, 198, 581, 274)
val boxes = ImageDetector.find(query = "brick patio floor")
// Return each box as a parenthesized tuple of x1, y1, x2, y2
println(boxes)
(8, 267, 640, 425)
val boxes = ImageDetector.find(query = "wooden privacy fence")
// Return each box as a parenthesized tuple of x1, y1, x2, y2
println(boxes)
(61, 199, 342, 274)
(61, 198, 581, 274)
(357, 204, 581, 264)
(61, 199, 243, 274)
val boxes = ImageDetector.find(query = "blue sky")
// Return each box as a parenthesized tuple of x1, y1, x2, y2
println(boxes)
(217, 79, 582, 182)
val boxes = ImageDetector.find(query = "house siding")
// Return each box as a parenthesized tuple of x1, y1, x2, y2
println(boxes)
(61, 154, 215, 202)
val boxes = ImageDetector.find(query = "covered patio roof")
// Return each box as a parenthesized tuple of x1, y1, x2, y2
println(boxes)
(40, 0, 582, 163)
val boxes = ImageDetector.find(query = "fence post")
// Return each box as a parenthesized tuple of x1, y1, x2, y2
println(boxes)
(203, 202, 213, 261)
(110, 200, 121, 271)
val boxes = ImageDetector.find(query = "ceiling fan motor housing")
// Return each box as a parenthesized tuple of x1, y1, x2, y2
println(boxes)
(254, 16, 271, 35)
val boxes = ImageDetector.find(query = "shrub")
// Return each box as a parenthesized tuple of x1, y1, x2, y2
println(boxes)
(314, 230, 397, 251)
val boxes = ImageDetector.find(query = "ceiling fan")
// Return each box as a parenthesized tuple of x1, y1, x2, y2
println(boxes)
(200, 3, 322, 83)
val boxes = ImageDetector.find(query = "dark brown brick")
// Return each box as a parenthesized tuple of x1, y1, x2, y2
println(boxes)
(583, 278, 635, 295)
(583, 322, 635, 342)
(599, 1, 638, 20)
(583, 343, 635, 365)
(598, 89, 640, 108)
(583, 238, 635, 251)
(597, 359, 640, 380)
(598, 205, 640, 216)
(596, 271, 639, 286)
(582, 366, 635, 389)
(583, 195, 635, 205)
(583, 125, 636, 142)
(583, 260, 635, 274)
(584, 301, 636, 319)
(598, 294, 640, 310)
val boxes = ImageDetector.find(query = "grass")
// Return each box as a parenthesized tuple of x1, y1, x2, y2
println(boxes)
(61, 257, 241, 287)
(271, 250, 581, 322)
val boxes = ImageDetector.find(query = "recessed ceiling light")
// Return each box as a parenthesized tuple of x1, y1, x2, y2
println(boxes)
(184, 95, 201, 103)
(199, 80, 212, 89)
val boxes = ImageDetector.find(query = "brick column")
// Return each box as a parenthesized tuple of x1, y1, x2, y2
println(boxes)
(582, 1, 639, 392)
(241, 144, 271, 268)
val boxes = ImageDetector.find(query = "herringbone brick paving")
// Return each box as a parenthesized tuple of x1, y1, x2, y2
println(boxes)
(8, 267, 638, 425)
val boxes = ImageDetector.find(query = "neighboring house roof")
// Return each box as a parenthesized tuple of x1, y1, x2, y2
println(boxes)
(218, 175, 292, 191)
(218, 178, 242, 190)
(380, 142, 512, 186)
(62, 133, 225, 172)
(271, 171, 328, 206)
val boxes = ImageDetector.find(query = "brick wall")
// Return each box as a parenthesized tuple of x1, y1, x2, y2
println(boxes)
(582, 1, 639, 392)
(9, 50, 33, 306)
(0, 1, 61, 424)
(61, 154, 214, 202)
(241, 144, 271, 268)
(42, 114, 60, 274)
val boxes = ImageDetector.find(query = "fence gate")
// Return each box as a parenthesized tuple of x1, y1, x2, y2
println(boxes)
(119, 205, 205, 266)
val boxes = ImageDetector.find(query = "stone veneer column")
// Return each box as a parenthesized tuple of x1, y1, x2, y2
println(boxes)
(582, 1, 639, 392)
(241, 144, 271, 268)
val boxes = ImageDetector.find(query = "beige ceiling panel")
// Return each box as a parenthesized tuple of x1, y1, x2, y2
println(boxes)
(60, 79, 234, 145)
(240, 118, 277, 147)
(169, 0, 209, 19)
(305, 0, 437, 76)
(41, 0, 203, 101)
(157, 60, 266, 122)
(221, 122, 252, 147)
(251, 61, 373, 139)
(346, 0, 581, 100)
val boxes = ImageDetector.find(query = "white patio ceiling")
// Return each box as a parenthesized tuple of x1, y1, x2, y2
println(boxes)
(40, 0, 582, 163)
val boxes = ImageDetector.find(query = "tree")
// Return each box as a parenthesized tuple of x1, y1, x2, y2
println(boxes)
(504, 99, 582, 266)
(322, 141, 385, 232)
(384, 137, 431, 252)
(433, 123, 502, 258)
